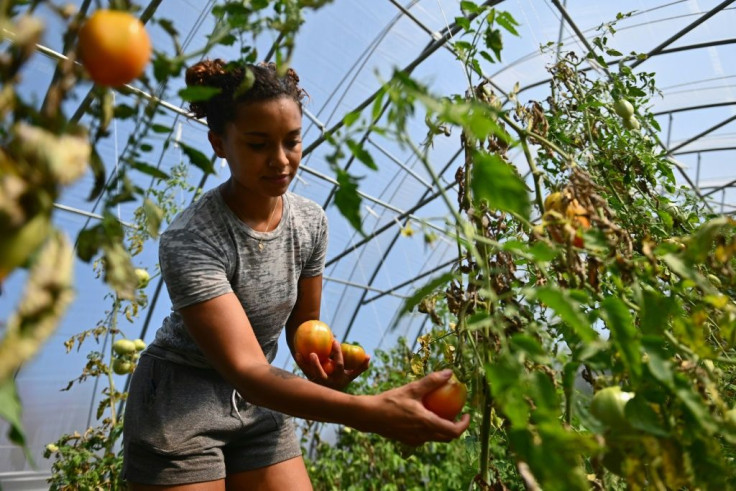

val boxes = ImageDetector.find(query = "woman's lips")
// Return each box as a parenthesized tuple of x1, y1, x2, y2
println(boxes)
(266, 174, 290, 185)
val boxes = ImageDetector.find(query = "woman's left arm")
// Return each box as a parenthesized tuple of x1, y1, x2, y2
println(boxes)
(285, 275, 370, 389)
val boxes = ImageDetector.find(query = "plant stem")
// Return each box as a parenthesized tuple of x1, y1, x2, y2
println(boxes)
(521, 135, 545, 212)
(479, 382, 493, 485)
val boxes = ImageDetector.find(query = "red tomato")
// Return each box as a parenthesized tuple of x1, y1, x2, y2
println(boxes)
(423, 374, 468, 420)
(294, 320, 334, 362)
(78, 10, 151, 87)
(341, 343, 367, 370)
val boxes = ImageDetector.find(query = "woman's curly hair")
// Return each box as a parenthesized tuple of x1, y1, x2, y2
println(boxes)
(185, 59, 308, 134)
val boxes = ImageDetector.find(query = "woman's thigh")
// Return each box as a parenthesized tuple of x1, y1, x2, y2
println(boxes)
(225, 456, 312, 491)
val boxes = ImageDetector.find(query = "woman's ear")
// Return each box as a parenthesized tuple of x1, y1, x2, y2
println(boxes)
(208, 130, 227, 158)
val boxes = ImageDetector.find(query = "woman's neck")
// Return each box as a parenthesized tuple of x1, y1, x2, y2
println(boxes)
(219, 180, 282, 232)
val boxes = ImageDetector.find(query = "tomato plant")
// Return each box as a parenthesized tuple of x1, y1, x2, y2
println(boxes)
(341, 343, 368, 370)
(423, 373, 468, 421)
(77, 9, 151, 87)
(294, 320, 334, 362)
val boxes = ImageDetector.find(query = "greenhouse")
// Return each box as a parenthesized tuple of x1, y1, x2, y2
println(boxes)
(1, 0, 735, 489)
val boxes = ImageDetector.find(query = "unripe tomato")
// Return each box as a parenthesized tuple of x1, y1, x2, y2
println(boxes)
(112, 338, 137, 356)
(423, 374, 468, 420)
(112, 358, 134, 375)
(294, 320, 334, 362)
(341, 343, 368, 370)
(78, 10, 152, 87)
(622, 116, 640, 131)
(135, 268, 150, 289)
(612, 99, 634, 119)
(133, 338, 147, 351)
(590, 386, 634, 428)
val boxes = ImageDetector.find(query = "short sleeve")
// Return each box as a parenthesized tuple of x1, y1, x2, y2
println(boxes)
(301, 208, 328, 278)
(159, 228, 233, 310)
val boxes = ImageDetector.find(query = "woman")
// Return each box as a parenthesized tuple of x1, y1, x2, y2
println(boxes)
(122, 59, 469, 490)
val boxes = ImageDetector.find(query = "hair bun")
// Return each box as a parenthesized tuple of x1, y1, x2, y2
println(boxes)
(185, 58, 228, 87)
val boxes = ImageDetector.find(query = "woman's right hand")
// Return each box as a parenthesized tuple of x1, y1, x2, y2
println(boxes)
(356, 370, 471, 446)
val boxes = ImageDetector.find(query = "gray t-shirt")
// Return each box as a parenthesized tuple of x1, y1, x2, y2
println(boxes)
(150, 186, 328, 368)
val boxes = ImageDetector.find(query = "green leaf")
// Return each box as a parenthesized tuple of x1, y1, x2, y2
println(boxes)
(178, 86, 222, 102)
(178, 142, 216, 174)
(142, 198, 164, 238)
(397, 271, 457, 319)
(333, 167, 364, 235)
(76, 224, 103, 262)
(527, 241, 560, 262)
(342, 110, 361, 127)
(460, 1, 479, 14)
(510, 333, 547, 361)
(495, 11, 520, 36)
(625, 395, 669, 437)
(533, 286, 598, 343)
(471, 151, 530, 219)
(132, 161, 169, 180)
(86, 146, 106, 201)
(640, 288, 675, 336)
(0, 378, 32, 463)
(346, 139, 377, 170)
(601, 297, 641, 379)
(151, 124, 172, 134)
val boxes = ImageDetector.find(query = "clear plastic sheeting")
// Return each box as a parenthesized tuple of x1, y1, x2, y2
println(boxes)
(1, 0, 734, 486)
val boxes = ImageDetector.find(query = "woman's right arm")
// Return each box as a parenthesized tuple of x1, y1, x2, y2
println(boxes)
(179, 292, 470, 446)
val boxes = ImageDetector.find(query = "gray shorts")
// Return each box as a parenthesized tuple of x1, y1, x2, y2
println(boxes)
(122, 354, 302, 486)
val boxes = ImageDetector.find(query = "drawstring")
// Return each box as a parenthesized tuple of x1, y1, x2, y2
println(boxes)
(231, 389, 245, 423)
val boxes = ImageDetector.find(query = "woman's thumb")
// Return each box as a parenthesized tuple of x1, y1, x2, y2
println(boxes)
(418, 369, 453, 395)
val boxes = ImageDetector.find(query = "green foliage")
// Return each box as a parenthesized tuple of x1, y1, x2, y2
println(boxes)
(302, 336, 525, 490)
(45, 419, 125, 491)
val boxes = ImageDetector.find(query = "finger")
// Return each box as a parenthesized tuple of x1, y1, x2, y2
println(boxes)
(433, 412, 471, 441)
(346, 355, 371, 380)
(330, 339, 345, 370)
(414, 369, 453, 396)
(310, 353, 328, 379)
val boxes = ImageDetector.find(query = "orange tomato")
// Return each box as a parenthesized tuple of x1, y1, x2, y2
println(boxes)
(321, 358, 335, 376)
(294, 320, 334, 362)
(341, 343, 368, 370)
(78, 10, 151, 87)
(423, 374, 468, 420)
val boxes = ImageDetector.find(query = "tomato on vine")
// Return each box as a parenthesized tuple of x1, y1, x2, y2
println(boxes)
(423, 373, 467, 420)
(590, 386, 634, 429)
(77, 9, 152, 87)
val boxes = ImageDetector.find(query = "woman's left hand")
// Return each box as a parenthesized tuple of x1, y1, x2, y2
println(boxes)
(295, 339, 370, 390)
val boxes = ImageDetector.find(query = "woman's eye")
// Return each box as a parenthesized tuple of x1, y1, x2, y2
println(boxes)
(286, 139, 302, 149)
(247, 143, 266, 150)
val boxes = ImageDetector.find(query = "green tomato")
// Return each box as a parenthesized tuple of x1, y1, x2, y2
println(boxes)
(112, 338, 137, 356)
(135, 268, 150, 288)
(590, 386, 634, 428)
(612, 99, 634, 119)
(622, 116, 640, 131)
(133, 338, 147, 351)
(112, 358, 134, 375)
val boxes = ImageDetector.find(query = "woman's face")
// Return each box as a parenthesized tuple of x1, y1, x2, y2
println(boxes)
(208, 96, 303, 199)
